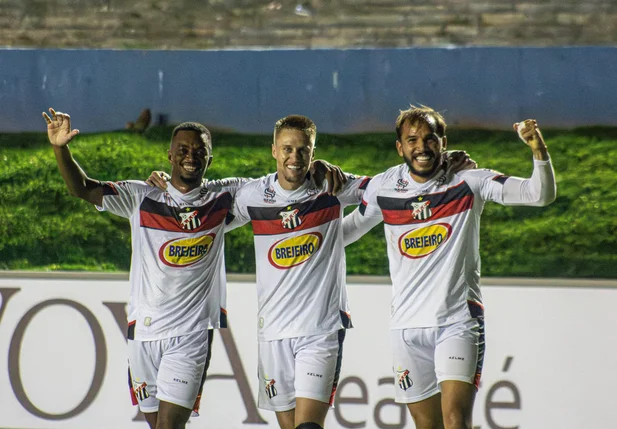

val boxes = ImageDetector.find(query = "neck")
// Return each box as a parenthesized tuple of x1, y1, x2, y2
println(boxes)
(409, 173, 431, 183)
(277, 174, 305, 191)
(170, 177, 200, 194)
(407, 164, 444, 184)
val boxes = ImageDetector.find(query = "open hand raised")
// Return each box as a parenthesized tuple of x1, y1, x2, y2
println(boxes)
(42, 107, 80, 147)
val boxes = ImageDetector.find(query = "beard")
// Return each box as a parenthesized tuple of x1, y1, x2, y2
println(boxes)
(403, 152, 442, 178)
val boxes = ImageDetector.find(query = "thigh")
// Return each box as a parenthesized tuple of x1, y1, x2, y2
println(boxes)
(157, 329, 211, 412)
(294, 329, 345, 406)
(391, 328, 440, 404)
(128, 339, 162, 414)
(434, 318, 483, 388)
(156, 399, 193, 429)
(258, 338, 296, 412)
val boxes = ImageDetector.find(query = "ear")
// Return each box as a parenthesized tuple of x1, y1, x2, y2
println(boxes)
(207, 157, 213, 168)
(271, 143, 277, 159)
(396, 140, 404, 157)
(167, 149, 172, 163)
(441, 135, 448, 151)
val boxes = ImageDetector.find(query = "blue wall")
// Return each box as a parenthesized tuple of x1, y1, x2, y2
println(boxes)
(0, 47, 615, 134)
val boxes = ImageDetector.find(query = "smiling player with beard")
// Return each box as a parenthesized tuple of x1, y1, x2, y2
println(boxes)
(342, 105, 557, 429)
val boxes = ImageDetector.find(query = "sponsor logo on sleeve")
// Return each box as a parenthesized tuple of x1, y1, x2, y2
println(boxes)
(398, 223, 451, 258)
(159, 234, 215, 267)
(268, 232, 322, 269)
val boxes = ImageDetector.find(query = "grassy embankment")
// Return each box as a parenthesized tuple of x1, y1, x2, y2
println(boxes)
(1, 125, 615, 278)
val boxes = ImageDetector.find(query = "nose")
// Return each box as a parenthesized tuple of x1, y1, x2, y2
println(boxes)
(184, 149, 198, 161)
(415, 139, 428, 152)
(288, 149, 300, 161)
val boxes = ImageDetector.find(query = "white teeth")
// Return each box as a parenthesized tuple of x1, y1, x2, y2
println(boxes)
(287, 166, 301, 170)
(415, 156, 431, 162)
(184, 165, 197, 172)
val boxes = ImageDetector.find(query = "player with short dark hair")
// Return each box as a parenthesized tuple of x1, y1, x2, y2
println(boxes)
(43, 107, 247, 429)
(342, 105, 556, 429)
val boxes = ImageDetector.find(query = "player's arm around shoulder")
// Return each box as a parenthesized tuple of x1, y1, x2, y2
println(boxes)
(335, 172, 372, 206)
(207, 176, 256, 194)
(341, 173, 384, 246)
(224, 176, 265, 232)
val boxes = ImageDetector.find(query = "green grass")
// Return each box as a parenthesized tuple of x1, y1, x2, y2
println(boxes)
(1, 126, 615, 278)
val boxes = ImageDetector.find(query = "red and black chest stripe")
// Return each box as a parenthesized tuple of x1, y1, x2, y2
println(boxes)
(249, 193, 340, 235)
(376, 181, 474, 225)
(139, 192, 233, 232)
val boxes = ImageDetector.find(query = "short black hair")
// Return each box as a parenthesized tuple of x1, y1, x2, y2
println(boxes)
(171, 122, 212, 152)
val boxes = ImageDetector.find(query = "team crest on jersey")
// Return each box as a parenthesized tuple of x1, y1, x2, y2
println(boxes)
(268, 232, 323, 269)
(264, 377, 278, 399)
(279, 207, 302, 229)
(133, 381, 150, 401)
(410, 198, 432, 220)
(178, 208, 201, 230)
(399, 223, 451, 259)
(264, 187, 276, 203)
(396, 369, 413, 391)
(395, 179, 409, 193)
(159, 234, 215, 267)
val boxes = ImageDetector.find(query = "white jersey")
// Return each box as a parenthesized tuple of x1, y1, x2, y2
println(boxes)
(101, 178, 246, 341)
(231, 173, 370, 341)
(359, 160, 555, 328)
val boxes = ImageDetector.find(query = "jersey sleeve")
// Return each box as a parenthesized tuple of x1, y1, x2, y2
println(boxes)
(335, 173, 372, 207)
(207, 177, 253, 194)
(343, 174, 384, 246)
(459, 158, 556, 206)
(101, 180, 151, 218)
(224, 180, 254, 232)
(358, 173, 384, 219)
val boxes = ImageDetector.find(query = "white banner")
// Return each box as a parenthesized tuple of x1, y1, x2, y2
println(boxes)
(1, 276, 616, 429)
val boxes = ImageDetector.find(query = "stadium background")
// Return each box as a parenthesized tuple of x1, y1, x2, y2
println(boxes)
(1, 1, 616, 429)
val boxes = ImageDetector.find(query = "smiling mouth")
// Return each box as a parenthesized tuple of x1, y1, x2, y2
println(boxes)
(286, 164, 305, 172)
(413, 154, 434, 165)
(182, 164, 201, 173)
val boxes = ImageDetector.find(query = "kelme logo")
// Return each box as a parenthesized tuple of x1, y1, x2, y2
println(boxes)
(268, 232, 323, 269)
(398, 223, 451, 259)
(159, 234, 215, 267)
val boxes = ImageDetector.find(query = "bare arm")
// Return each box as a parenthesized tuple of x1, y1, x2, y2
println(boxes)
(43, 108, 104, 206)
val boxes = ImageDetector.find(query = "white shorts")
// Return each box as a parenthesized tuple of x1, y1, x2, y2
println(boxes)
(257, 329, 345, 412)
(392, 306, 485, 404)
(127, 329, 213, 414)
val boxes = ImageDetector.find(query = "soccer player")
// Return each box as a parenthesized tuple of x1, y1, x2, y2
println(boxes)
(342, 105, 556, 429)
(225, 115, 371, 429)
(44, 108, 345, 429)
(43, 107, 246, 429)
